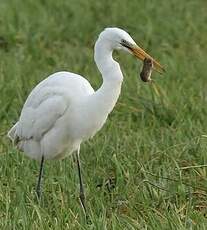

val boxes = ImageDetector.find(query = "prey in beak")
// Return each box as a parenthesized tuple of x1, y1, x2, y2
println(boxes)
(140, 58, 153, 82)
(120, 39, 165, 74)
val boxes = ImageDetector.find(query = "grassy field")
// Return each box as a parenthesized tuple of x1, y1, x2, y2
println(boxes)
(0, 0, 207, 229)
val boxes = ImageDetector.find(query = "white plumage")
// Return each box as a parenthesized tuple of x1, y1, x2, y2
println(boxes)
(7, 28, 164, 210)
(8, 29, 123, 159)
(9, 72, 95, 160)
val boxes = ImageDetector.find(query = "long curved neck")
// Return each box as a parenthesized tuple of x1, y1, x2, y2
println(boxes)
(91, 38, 123, 115)
(94, 38, 123, 82)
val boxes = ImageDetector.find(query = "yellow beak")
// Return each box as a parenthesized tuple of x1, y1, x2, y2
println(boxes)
(131, 45, 165, 74)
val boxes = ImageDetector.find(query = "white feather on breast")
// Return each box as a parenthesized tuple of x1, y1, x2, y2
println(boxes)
(8, 71, 95, 160)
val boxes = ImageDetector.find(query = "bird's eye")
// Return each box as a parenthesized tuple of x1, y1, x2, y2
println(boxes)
(120, 39, 131, 49)
(121, 39, 127, 44)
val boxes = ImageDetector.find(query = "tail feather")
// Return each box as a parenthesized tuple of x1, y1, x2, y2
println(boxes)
(8, 122, 19, 144)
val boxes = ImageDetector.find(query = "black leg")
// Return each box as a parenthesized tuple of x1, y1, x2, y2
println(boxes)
(75, 150, 88, 217)
(36, 155, 45, 199)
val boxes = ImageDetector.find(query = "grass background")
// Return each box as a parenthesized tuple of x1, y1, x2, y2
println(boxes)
(0, 0, 207, 229)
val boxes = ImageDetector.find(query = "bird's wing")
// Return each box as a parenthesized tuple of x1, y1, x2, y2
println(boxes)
(16, 88, 68, 142)
(15, 71, 94, 143)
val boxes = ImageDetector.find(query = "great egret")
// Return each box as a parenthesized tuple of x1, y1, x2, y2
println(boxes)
(8, 27, 164, 215)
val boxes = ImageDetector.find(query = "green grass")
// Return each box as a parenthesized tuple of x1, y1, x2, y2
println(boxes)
(0, 0, 207, 229)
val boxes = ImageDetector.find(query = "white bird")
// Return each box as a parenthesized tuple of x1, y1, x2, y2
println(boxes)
(8, 27, 164, 215)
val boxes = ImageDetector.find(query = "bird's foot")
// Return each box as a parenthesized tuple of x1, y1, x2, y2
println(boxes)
(79, 193, 91, 224)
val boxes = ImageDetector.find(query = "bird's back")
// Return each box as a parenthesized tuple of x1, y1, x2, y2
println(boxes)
(8, 71, 94, 160)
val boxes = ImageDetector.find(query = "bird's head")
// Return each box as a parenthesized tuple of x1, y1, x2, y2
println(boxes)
(98, 27, 164, 73)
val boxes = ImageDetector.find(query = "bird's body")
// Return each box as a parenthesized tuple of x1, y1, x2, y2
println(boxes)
(7, 27, 164, 214)
(8, 68, 122, 160)
(9, 72, 93, 160)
